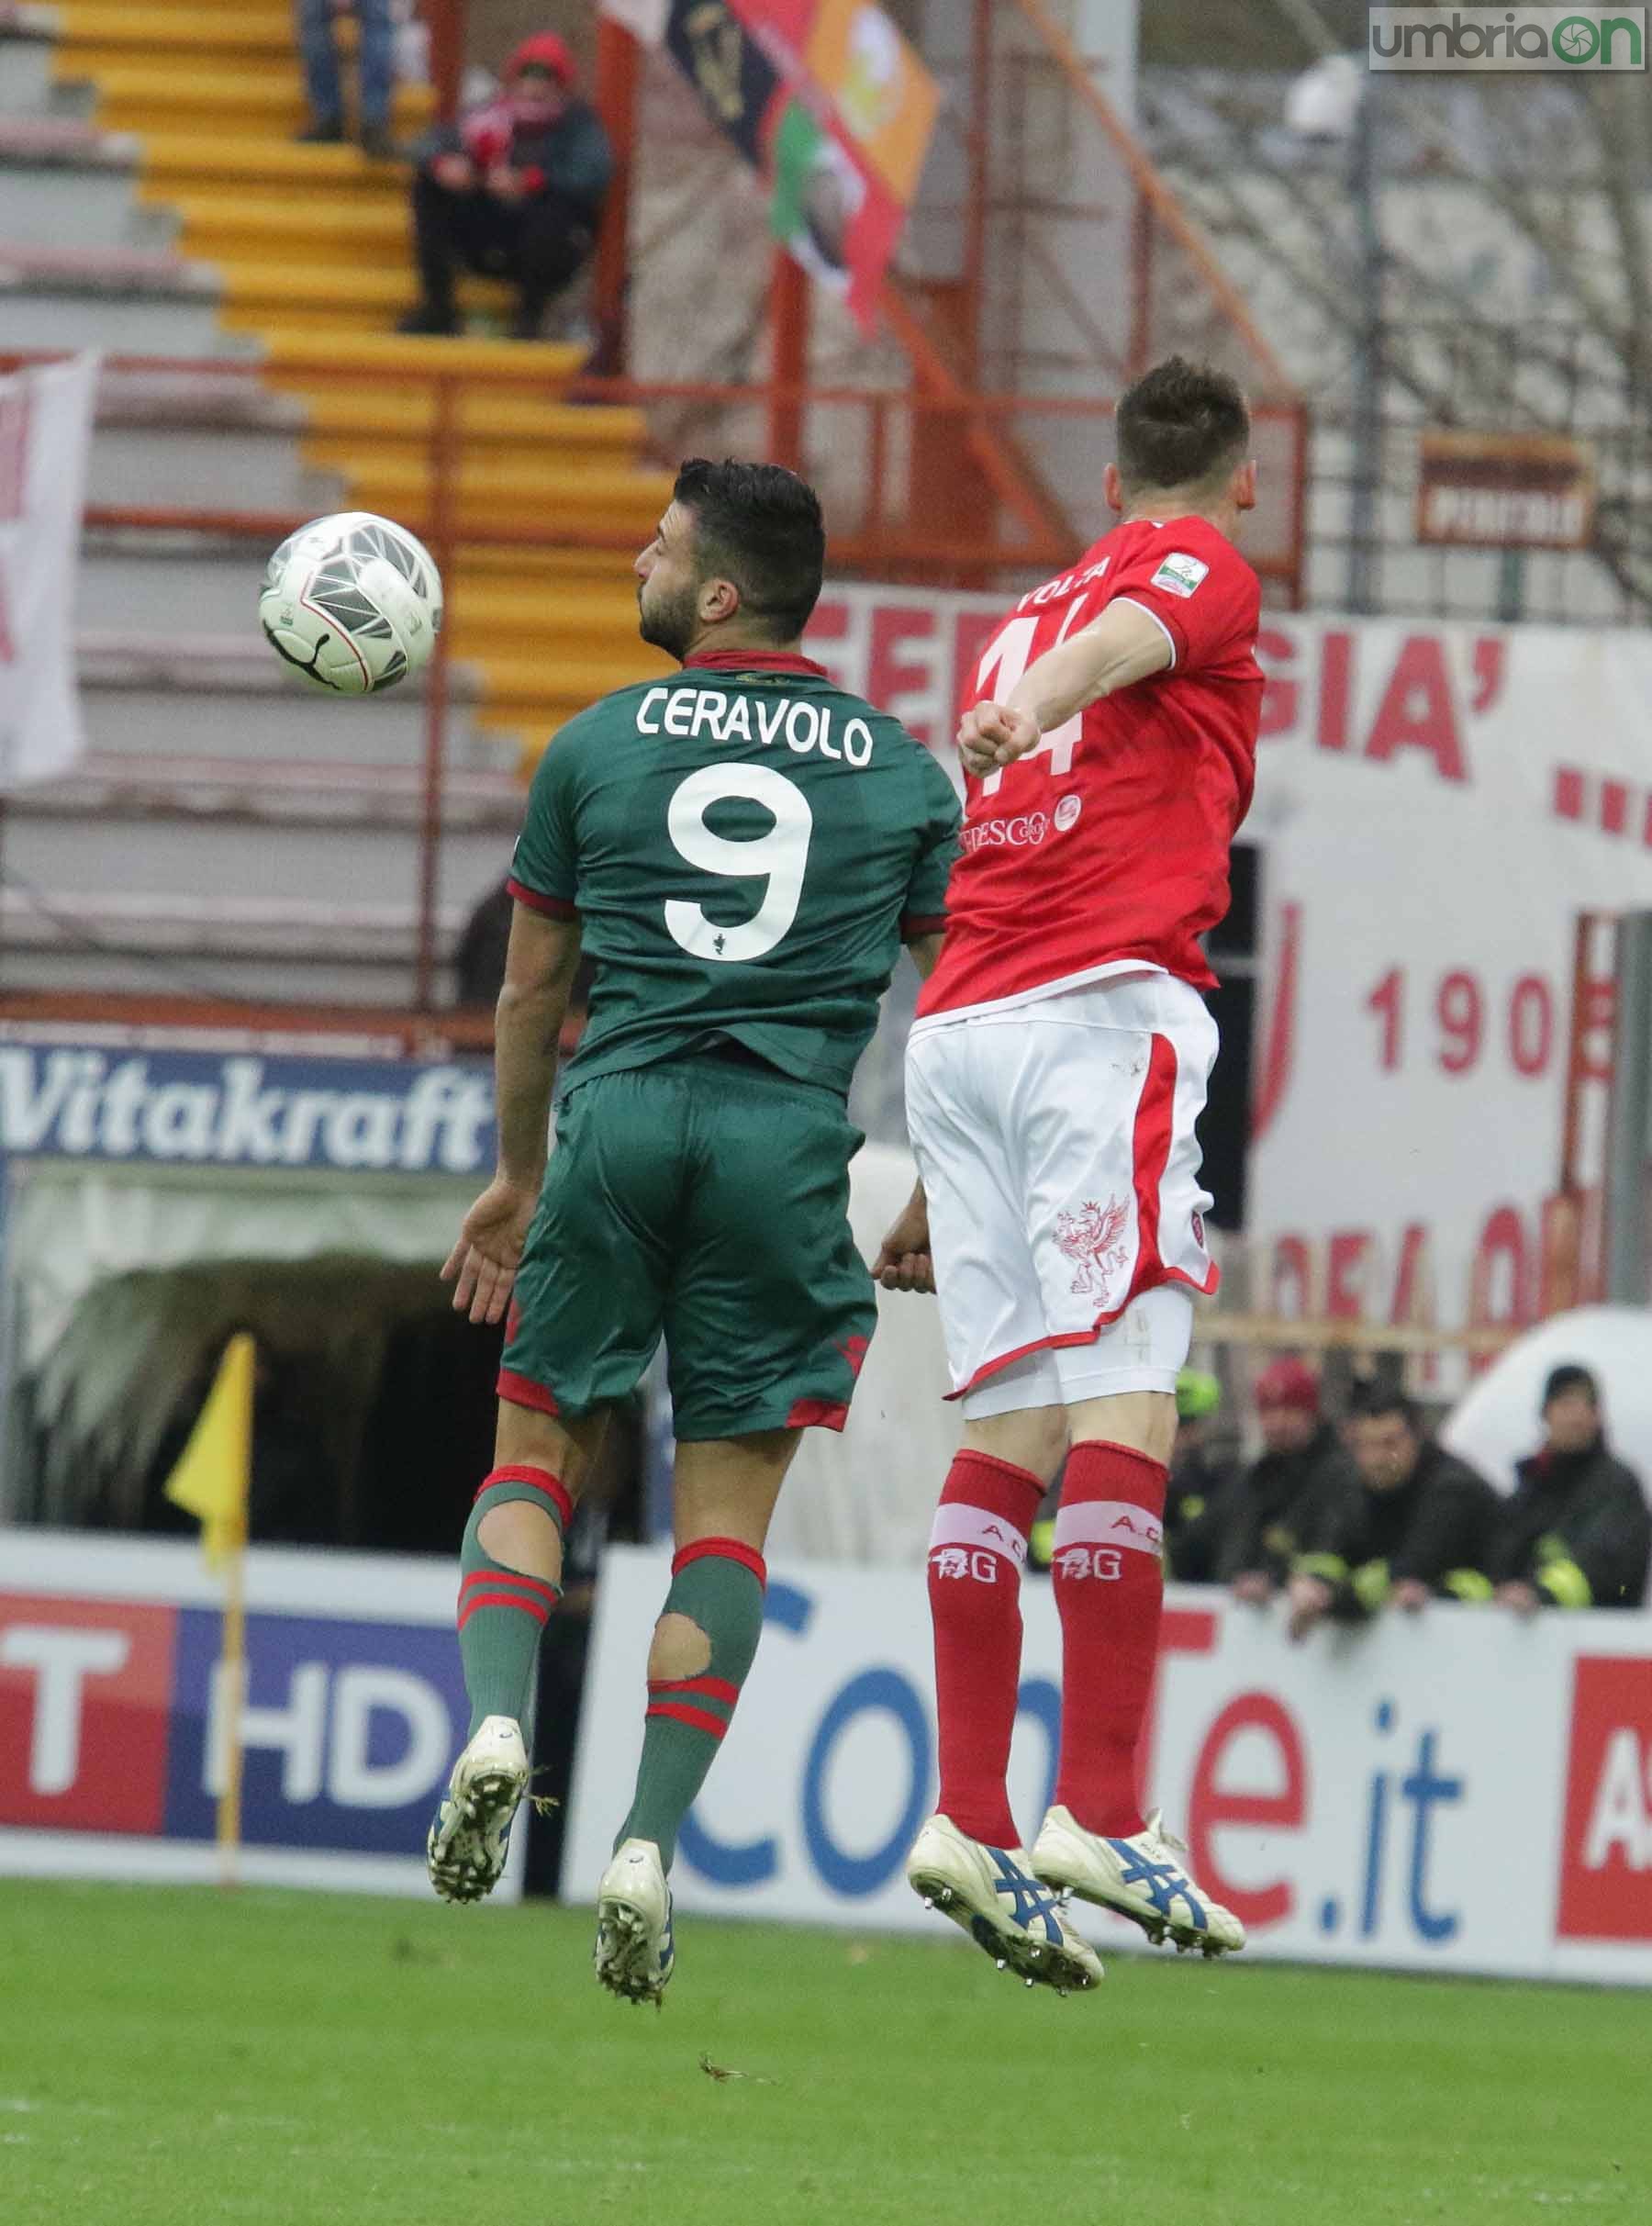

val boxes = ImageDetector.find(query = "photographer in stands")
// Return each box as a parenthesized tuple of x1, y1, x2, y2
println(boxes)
(397, 32, 613, 341)
(1217, 1358, 1360, 1605)
(1490, 1364, 1651, 1613)
(1284, 1383, 1501, 1640)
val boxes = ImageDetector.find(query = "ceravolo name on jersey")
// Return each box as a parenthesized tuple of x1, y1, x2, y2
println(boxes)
(1149, 552, 1210, 598)
(636, 686, 876, 768)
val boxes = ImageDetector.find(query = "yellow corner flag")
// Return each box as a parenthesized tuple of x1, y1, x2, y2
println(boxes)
(164, 1332, 253, 1567)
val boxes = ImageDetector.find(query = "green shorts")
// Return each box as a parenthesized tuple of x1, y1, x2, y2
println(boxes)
(499, 1049, 876, 1441)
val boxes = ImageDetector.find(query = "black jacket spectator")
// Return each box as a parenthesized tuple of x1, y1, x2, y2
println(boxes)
(400, 34, 613, 340)
(1297, 1440, 1501, 1619)
(1218, 1419, 1359, 1586)
(1491, 1438, 1651, 1608)
(1162, 1366, 1237, 1583)
(1166, 1438, 1240, 1583)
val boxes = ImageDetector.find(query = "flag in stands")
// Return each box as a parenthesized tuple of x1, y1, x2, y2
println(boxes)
(0, 351, 98, 789)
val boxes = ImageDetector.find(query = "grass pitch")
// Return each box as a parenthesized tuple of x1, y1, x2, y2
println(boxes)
(2, 1882, 1647, 2224)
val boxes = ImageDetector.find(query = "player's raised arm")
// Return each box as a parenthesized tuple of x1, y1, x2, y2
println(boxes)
(957, 599, 1174, 777)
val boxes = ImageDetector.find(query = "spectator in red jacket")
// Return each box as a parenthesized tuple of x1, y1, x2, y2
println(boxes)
(397, 33, 614, 341)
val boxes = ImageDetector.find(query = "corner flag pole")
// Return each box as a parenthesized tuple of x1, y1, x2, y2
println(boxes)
(162, 1331, 255, 1893)
(217, 1524, 248, 1892)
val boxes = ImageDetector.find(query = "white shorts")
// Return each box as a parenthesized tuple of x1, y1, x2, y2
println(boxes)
(906, 972, 1219, 1421)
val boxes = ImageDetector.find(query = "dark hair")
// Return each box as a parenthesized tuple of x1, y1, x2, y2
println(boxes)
(1543, 1362, 1599, 1409)
(672, 458, 826, 642)
(1114, 356, 1250, 498)
(1348, 1383, 1423, 1434)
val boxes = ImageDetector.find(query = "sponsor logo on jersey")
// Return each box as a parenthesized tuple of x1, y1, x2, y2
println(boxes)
(960, 811, 1049, 854)
(1054, 793, 1083, 832)
(1150, 552, 1210, 598)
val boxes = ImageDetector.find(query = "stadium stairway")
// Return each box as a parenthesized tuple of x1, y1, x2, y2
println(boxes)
(12, 0, 672, 779)
(0, 13, 536, 1002)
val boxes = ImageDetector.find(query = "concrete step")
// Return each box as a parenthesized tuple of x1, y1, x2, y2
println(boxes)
(0, 15, 54, 117)
(216, 256, 489, 321)
(74, 535, 645, 643)
(52, 6, 303, 60)
(0, 888, 480, 1007)
(259, 327, 586, 385)
(83, 62, 435, 136)
(444, 582, 654, 654)
(84, 378, 339, 509)
(345, 456, 673, 533)
(0, 240, 238, 351)
(284, 385, 647, 454)
(0, 117, 170, 247)
(74, 632, 505, 772)
(20, 750, 523, 830)
(6, 807, 515, 917)
(168, 188, 411, 266)
(139, 131, 408, 202)
(463, 649, 666, 710)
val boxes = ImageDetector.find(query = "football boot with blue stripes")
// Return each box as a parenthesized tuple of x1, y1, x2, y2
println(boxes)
(907, 1813, 1102, 1995)
(1032, 1805, 1245, 1956)
(594, 1838, 676, 2008)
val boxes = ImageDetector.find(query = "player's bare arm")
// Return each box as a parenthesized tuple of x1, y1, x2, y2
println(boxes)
(956, 598, 1174, 777)
(442, 903, 583, 1326)
(873, 931, 943, 1292)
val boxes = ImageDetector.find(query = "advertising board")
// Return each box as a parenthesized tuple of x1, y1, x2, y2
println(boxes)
(0, 1532, 511, 1898)
(566, 1549, 1652, 1981)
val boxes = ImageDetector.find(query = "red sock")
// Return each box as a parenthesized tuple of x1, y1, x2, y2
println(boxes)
(1051, 1439, 1167, 1837)
(926, 1449, 1044, 1848)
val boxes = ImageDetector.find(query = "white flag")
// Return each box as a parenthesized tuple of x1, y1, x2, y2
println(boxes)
(0, 351, 100, 790)
(600, 0, 668, 43)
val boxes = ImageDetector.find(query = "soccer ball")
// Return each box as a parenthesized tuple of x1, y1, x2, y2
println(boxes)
(259, 510, 443, 694)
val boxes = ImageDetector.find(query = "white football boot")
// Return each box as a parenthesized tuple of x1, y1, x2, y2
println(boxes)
(1032, 1805, 1245, 1956)
(594, 1838, 676, 2008)
(426, 1715, 529, 1904)
(907, 1814, 1103, 1996)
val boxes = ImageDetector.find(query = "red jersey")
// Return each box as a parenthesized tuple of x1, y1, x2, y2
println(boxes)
(917, 515, 1264, 1018)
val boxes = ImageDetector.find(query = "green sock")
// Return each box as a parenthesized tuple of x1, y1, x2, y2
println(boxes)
(616, 1538, 767, 1869)
(456, 1467, 568, 1739)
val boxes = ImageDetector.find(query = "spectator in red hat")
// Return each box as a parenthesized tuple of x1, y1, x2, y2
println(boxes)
(397, 33, 613, 341)
(1215, 1357, 1360, 1605)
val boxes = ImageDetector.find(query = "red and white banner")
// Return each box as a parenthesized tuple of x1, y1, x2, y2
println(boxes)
(1245, 615, 1652, 1350)
(568, 1549, 1652, 1982)
(0, 352, 98, 789)
(804, 584, 1652, 1346)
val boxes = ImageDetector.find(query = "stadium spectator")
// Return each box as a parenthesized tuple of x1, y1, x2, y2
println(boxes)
(397, 33, 613, 341)
(296, 0, 396, 158)
(1490, 1364, 1652, 1612)
(1164, 1367, 1239, 1583)
(1284, 1384, 1501, 1639)
(1219, 1357, 1358, 1602)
